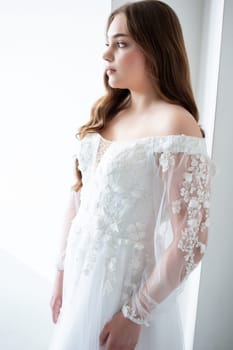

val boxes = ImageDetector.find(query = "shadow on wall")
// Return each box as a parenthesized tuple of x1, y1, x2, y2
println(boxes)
(0, 249, 53, 350)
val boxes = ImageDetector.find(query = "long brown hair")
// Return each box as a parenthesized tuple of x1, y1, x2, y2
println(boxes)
(73, 0, 203, 190)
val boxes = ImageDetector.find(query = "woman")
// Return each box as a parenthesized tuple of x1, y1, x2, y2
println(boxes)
(49, 1, 214, 349)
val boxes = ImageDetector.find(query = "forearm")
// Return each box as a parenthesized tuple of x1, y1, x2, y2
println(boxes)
(55, 189, 81, 271)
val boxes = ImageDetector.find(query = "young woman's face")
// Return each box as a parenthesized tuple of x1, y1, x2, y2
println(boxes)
(103, 13, 149, 90)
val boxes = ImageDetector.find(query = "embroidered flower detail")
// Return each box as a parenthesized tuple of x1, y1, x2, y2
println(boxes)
(172, 199, 182, 214)
(188, 198, 199, 209)
(173, 154, 211, 276)
(191, 158, 199, 167)
(183, 172, 193, 183)
(159, 152, 175, 172)
(198, 242, 206, 254)
(126, 222, 147, 241)
(103, 279, 115, 295)
(108, 257, 117, 272)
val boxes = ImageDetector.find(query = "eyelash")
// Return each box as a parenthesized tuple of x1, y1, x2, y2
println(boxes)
(105, 41, 127, 48)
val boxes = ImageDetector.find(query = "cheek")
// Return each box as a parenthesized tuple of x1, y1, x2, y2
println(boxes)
(121, 51, 146, 70)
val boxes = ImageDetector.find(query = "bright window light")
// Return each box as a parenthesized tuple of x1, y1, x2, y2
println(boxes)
(0, 1, 111, 282)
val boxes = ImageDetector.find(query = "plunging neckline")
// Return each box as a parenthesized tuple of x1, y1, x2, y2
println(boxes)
(94, 132, 156, 171)
(90, 131, 206, 172)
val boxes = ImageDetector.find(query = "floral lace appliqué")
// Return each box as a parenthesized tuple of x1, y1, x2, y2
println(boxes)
(159, 152, 175, 172)
(160, 153, 211, 276)
(101, 221, 148, 296)
(174, 154, 210, 275)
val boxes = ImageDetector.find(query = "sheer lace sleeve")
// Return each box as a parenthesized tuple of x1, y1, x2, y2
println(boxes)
(55, 189, 81, 271)
(121, 138, 215, 326)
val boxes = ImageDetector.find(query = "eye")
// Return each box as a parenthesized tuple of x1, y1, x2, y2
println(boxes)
(116, 41, 127, 48)
(104, 41, 127, 48)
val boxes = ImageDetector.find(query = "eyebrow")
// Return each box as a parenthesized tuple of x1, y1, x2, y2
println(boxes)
(106, 33, 130, 39)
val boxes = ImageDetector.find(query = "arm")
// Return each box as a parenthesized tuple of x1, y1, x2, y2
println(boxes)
(50, 189, 81, 323)
(55, 189, 81, 271)
(121, 149, 214, 326)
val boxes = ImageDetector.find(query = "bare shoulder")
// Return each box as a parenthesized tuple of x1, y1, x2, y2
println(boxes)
(151, 103, 203, 138)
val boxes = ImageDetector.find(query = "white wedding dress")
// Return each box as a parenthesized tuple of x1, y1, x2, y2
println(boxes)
(48, 132, 214, 350)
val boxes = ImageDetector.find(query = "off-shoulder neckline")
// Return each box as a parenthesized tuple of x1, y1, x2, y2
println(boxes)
(96, 132, 205, 144)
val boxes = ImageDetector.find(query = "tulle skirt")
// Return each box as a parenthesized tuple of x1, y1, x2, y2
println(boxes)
(48, 224, 185, 350)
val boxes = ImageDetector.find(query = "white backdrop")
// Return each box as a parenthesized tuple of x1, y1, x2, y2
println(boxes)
(0, 0, 110, 349)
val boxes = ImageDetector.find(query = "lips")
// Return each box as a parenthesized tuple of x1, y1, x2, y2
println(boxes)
(106, 67, 116, 75)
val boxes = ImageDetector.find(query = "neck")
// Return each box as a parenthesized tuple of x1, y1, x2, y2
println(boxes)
(128, 88, 161, 115)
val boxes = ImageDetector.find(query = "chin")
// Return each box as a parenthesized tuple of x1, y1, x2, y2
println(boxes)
(108, 80, 128, 89)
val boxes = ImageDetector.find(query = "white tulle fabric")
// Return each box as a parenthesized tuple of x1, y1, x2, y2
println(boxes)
(49, 132, 215, 350)
(55, 190, 81, 271)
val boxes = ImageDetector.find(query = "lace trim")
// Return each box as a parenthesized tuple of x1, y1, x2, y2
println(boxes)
(94, 133, 206, 154)
(75, 133, 208, 177)
(121, 301, 150, 327)
(79, 133, 206, 154)
(153, 134, 207, 155)
(55, 260, 64, 271)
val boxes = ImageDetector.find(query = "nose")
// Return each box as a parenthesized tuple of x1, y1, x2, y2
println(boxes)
(102, 45, 114, 62)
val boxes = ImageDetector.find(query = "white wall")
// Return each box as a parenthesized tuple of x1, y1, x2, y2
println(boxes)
(0, 0, 110, 349)
(194, 0, 233, 349)
(196, 0, 225, 153)
(0, 250, 52, 350)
